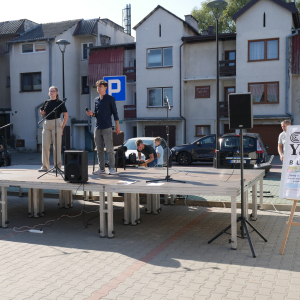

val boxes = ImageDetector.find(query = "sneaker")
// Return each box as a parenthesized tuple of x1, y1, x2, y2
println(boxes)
(38, 167, 47, 172)
(109, 168, 116, 175)
(93, 168, 106, 175)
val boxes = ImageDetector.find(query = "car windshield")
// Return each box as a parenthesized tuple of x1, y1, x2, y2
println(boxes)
(220, 136, 256, 151)
(124, 139, 155, 150)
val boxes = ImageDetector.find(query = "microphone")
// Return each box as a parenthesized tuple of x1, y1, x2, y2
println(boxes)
(85, 107, 89, 112)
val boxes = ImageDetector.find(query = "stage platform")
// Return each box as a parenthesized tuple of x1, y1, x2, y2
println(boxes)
(0, 165, 265, 249)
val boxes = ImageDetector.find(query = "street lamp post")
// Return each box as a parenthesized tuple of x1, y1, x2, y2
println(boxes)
(56, 39, 70, 101)
(56, 39, 70, 159)
(207, 0, 227, 168)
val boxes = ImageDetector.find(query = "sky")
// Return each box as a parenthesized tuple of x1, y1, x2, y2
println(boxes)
(1, 0, 206, 38)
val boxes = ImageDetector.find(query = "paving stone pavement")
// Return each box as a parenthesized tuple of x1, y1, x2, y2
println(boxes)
(1, 192, 300, 300)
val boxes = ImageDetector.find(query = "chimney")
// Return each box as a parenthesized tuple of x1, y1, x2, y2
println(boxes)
(184, 15, 199, 32)
(208, 25, 214, 35)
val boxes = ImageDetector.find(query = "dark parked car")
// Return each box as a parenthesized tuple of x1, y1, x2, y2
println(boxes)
(171, 135, 216, 165)
(218, 133, 269, 169)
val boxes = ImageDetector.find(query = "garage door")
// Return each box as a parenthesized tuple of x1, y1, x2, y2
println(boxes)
(145, 126, 176, 148)
(248, 125, 282, 155)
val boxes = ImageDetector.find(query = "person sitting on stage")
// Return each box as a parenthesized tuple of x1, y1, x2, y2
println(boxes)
(154, 137, 164, 167)
(136, 139, 157, 167)
(38, 86, 68, 172)
(86, 80, 120, 175)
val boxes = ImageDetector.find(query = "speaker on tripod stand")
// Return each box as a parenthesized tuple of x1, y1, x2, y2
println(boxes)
(208, 93, 267, 258)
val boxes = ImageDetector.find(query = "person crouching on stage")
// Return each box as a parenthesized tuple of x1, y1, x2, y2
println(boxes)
(136, 139, 157, 167)
(38, 86, 68, 172)
(86, 80, 120, 175)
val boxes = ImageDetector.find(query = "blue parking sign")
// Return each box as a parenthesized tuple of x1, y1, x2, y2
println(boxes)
(103, 76, 126, 101)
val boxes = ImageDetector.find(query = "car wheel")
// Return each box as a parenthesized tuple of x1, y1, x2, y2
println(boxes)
(177, 152, 192, 165)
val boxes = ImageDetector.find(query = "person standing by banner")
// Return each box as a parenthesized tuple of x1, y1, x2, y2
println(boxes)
(278, 120, 291, 162)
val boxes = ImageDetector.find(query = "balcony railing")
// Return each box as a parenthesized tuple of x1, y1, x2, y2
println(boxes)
(124, 105, 136, 119)
(219, 101, 228, 118)
(219, 60, 236, 76)
(123, 67, 136, 81)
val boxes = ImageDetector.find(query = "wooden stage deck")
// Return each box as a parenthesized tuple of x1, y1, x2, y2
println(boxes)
(0, 165, 265, 250)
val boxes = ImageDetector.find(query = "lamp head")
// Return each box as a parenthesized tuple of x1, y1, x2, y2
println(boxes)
(56, 39, 70, 53)
(207, 0, 228, 19)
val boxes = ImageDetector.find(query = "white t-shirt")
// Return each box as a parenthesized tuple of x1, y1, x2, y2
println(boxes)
(278, 131, 286, 153)
(156, 145, 164, 165)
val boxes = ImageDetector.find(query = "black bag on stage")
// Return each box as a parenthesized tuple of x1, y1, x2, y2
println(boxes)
(129, 152, 136, 164)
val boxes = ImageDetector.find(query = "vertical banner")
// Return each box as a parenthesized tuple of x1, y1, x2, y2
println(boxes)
(280, 125, 300, 199)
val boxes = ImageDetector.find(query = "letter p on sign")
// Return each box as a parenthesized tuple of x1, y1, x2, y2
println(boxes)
(103, 76, 126, 101)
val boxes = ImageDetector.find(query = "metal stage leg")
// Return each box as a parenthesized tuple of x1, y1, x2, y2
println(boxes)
(170, 195, 175, 205)
(68, 191, 73, 208)
(136, 194, 140, 223)
(99, 192, 107, 237)
(107, 192, 114, 238)
(123, 193, 130, 225)
(123, 194, 130, 225)
(231, 196, 237, 249)
(1, 187, 7, 228)
(146, 194, 152, 214)
(252, 184, 257, 220)
(28, 188, 33, 217)
(130, 193, 137, 225)
(39, 189, 44, 217)
(59, 190, 72, 208)
(59, 190, 64, 208)
(152, 194, 160, 214)
(259, 178, 263, 209)
(164, 194, 168, 205)
(33, 189, 39, 218)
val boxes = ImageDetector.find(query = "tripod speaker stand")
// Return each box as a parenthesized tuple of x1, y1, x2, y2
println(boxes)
(208, 93, 267, 257)
(146, 94, 185, 184)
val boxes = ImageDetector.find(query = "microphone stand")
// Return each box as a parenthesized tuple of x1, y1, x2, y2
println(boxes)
(0, 124, 12, 167)
(37, 99, 66, 180)
(146, 94, 185, 184)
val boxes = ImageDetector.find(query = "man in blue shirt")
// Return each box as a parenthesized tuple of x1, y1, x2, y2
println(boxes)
(87, 80, 120, 175)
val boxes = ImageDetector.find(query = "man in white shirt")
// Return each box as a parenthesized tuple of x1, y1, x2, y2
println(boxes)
(278, 120, 291, 162)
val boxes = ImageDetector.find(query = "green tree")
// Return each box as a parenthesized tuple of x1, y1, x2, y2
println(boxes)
(192, 0, 300, 34)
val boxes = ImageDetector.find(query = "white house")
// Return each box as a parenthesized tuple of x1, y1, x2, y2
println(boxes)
(7, 18, 134, 151)
(132, 6, 199, 148)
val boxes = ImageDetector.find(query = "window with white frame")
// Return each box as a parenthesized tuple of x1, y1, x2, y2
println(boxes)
(82, 43, 93, 59)
(147, 47, 172, 68)
(148, 87, 173, 107)
(248, 38, 279, 61)
(21, 43, 46, 53)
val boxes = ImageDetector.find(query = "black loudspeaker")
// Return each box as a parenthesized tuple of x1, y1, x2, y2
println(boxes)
(228, 93, 253, 129)
(64, 150, 88, 183)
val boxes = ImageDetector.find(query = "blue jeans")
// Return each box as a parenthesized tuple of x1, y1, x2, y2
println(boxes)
(147, 158, 157, 168)
(94, 127, 114, 169)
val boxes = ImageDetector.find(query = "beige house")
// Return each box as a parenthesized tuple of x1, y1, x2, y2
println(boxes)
(7, 18, 133, 151)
